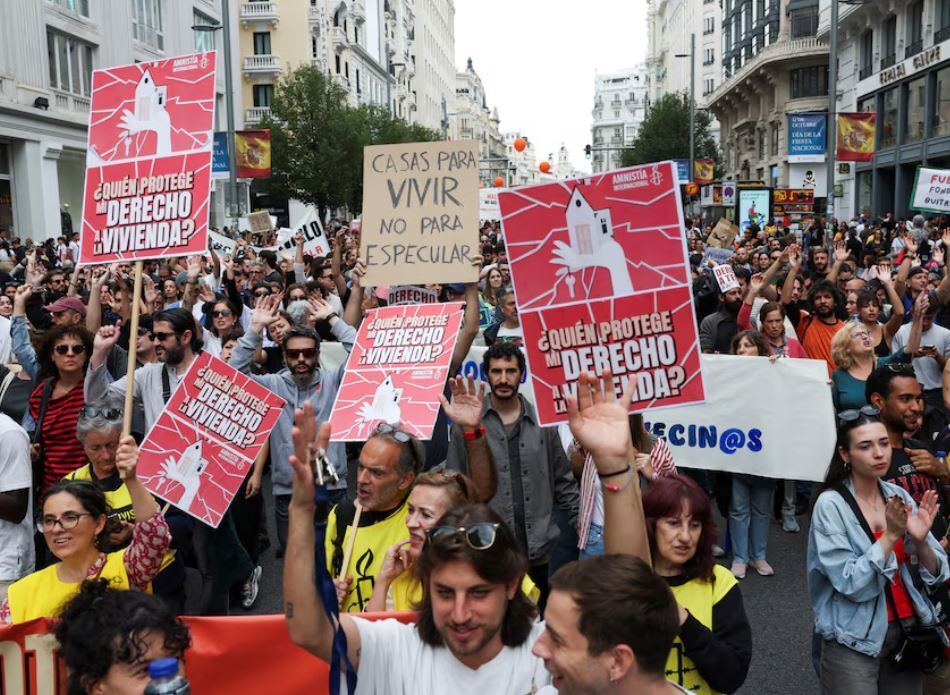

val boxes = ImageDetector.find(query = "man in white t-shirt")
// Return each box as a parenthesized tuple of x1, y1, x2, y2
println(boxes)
(0, 412, 33, 601)
(485, 288, 523, 347)
(891, 291, 950, 408)
(283, 371, 660, 695)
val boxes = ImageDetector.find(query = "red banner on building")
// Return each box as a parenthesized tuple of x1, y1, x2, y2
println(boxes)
(836, 113, 876, 162)
(496, 162, 706, 425)
(329, 303, 463, 441)
(80, 52, 216, 265)
(136, 353, 285, 527)
(235, 129, 271, 178)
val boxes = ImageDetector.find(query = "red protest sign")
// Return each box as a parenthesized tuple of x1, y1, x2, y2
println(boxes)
(330, 304, 463, 441)
(80, 52, 217, 265)
(497, 162, 705, 424)
(136, 352, 284, 527)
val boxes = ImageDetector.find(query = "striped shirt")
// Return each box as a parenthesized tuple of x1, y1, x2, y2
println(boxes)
(29, 380, 85, 496)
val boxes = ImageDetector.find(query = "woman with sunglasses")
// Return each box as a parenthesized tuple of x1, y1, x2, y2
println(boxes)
(200, 297, 241, 358)
(808, 410, 948, 693)
(24, 324, 93, 498)
(1, 435, 171, 623)
(364, 469, 540, 612)
(831, 293, 924, 412)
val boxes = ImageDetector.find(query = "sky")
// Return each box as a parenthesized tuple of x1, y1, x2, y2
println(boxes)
(454, 0, 650, 175)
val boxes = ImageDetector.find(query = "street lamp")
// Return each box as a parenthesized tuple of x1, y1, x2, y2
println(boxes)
(193, 8, 240, 229)
(675, 33, 696, 190)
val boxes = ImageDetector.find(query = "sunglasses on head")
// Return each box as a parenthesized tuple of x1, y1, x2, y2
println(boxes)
(254, 290, 270, 298)
(211, 309, 233, 318)
(838, 405, 880, 423)
(54, 343, 86, 356)
(81, 405, 120, 420)
(375, 422, 411, 444)
(150, 331, 177, 342)
(885, 363, 916, 376)
(285, 347, 318, 360)
(427, 522, 500, 550)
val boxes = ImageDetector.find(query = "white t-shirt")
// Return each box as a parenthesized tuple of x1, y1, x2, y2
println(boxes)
(495, 324, 524, 345)
(891, 321, 950, 390)
(352, 618, 550, 695)
(0, 414, 33, 581)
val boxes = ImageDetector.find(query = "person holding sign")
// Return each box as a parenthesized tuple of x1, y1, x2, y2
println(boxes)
(1, 435, 170, 623)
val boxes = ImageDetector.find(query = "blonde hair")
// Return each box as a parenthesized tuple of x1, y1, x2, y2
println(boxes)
(831, 321, 862, 370)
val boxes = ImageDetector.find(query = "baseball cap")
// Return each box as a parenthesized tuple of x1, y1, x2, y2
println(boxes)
(44, 296, 86, 317)
(445, 283, 466, 295)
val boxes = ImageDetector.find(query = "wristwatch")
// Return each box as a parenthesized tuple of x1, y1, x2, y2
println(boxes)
(462, 426, 486, 441)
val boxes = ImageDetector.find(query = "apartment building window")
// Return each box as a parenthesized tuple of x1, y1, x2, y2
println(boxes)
(881, 15, 896, 69)
(789, 5, 818, 39)
(311, 36, 318, 59)
(789, 65, 828, 98)
(47, 29, 93, 96)
(858, 95, 875, 113)
(858, 30, 873, 80)
(132, 0, 164, 51)
(704, 17, 715, 35)
(356, 69, 361, 94)
(905, 76, 925, 143)
(906, 1, 923, 58)
(703, 48, 715, 66)
(703, 78, 715, 95)
(252, 84, 273, 108)
(194, 12, 215, 52)
(880, 87, 898, 148)
(757, 129, 765, 159)
(255, 33, 274, 56)
(935, 66, 950, 137)
(335, 54, 341, 73)
(939, 0, 950, 42)
(48, 0, 89, 16)
(770, 121, 779, 155)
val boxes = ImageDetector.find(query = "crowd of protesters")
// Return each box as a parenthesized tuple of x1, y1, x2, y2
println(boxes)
(0, 209, 948, 694)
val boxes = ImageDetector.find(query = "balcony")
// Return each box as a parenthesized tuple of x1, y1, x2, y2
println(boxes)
(243, 54, 281, 74)
(905, 40, 923, 59)
(859, 64, 872, 80)
(937, 25, 950, 43)
(309, 5, 322, 23)
(52, 90, 90, 115)
(240, 2, 278, 28)
(880, 52, 896, 70)
(245, 106, 271, 124)
(332, 26, 348, 53)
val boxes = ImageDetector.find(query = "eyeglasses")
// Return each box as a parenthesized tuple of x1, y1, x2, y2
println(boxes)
(838, 405, 880, 422)
(150, 331, 177, 342)
(54, 344, 86, 356)
(285, 347, 318, 360)
(885, 363, 916, 376)
(41, 511, 92, 531)
(81, 406, 121, 420)
(211, 309, 233, 318)
(427, 522, 500, 550)
(254, 291, 270, 298)
(289, 294, 307, 302)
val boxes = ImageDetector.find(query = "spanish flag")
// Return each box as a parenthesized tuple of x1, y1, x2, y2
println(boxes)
(235, 129, 271, 178)
(836, 113, 875, 162)
(694, 159, 715, 183)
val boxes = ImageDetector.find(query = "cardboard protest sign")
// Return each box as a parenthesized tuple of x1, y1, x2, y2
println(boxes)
(136, 353, 285, 527)
(388, 285, 439, 306)
(911, 167, 950, 213)
(707, 217, 738, 249)
(245, 211, 274, 234)
(713, 264, 739, 292)
(360, 140, 480, 286)
(701, 246, 734, 267)
(497, 162, 705, 425)
(645, 355, 835, 481)
(329, 304, 463, 441)
(80, 52, 217, 265)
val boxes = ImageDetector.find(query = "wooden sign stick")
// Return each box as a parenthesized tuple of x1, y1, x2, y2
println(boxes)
(337, 501, 364, 583)
(119, 260, 144, 480)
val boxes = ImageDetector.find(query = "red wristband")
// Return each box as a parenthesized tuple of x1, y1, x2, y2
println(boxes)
(462, 426, 486, 441)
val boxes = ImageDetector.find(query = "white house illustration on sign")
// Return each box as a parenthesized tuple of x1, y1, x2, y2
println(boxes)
(551, 187, 633, 298)
(119, 68, 173, 158)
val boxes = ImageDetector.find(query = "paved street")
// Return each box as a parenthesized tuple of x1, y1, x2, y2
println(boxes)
(244, 479, 818, 693)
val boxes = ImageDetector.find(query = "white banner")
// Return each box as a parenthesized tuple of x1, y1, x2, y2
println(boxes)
(277, 206, 330, 257)
(911, 167, 950, 213)
(320, 347, 834, 480)
(479, 188, 502, 221)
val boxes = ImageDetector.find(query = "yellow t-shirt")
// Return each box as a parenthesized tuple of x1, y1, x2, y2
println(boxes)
(326, 496, 411, 613)
(64, 464, 135, 523)
(665, 564, 737, 695)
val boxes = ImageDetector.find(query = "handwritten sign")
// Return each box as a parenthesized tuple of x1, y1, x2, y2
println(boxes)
(360, 140, 480, 286)
(713, 264, 740, 292)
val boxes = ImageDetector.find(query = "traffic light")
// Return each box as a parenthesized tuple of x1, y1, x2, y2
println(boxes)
(584, 144, 591, 157)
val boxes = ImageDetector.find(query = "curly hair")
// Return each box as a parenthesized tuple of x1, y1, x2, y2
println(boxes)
(36, 324, 94, 381)
(54, 579, 191, 695)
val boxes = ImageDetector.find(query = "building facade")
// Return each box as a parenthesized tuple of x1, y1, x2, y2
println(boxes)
(590, 67, 649, 173)
(504, 131, 540, 187)
(820, 0, 950, 219)
(708, 0, 829, 197)
(449, 58, 504, 185)
(412, 0, 455, 132)
(0, 0, 228, 240)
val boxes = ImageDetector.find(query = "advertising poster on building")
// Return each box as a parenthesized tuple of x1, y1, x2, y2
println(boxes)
(787, 113, 827, 163)
(360, 140, 480, 286)
(496, 162, 705, 425)
(737, 188, 771, 231)
(329, 303, 464, 441)
(212, 132, 230, 178)
(910, 167, 950, 213)
(80, 52, 217, 265)
(136, 352, 285, 527)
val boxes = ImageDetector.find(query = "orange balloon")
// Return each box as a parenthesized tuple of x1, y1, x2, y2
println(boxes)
(539, 161, 551, 173)
(493, 176, 505, 187)
(513, 138, 527, 152)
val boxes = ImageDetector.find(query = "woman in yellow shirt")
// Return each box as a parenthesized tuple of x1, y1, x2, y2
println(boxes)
(365, 469, 538, 611)
(2, 435, 171, 624)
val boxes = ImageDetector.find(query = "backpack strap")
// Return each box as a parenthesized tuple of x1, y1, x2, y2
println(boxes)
(330, 501, 357, 578)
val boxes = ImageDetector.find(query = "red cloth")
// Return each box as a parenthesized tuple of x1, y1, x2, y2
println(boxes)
(872, 530, 915, 621)
(28, 380, 86, 496)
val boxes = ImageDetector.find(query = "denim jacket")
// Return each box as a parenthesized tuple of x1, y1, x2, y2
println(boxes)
(807, 478, 950, 657)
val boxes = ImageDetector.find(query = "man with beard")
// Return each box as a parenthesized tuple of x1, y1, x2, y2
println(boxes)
(807, 246, 830, 283)
(228, 295, 356, 557)
(782, 247, 845, 374)
(447, 342, 578, 609)
(699, 271, 748, 354)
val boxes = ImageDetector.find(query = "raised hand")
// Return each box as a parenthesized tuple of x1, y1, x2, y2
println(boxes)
(884, 494, 908, 541)
(833, 240, 850, 263)
(933, 243, 946, 267)
(748, 273, 766, 295)
(350, 257, 366, 288)
(93, 322, 123, 355)
(787, 244, 803, 269)
(905, 490, 939, 542)
(566, 369, 638, 472)
(186, 255, 202, 281)
(289, 402, 332, 512)
(12, 284, 32, 315)
(439, 375, 486, 430)
(115, 435, 140, 480)
(906, 235, 919, 256)
(309, 296, 335, 322)
(250, 294, 279, 333)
